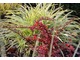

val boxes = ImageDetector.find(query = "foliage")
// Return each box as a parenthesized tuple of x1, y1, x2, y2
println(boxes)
(0, 3, 21, 18)
(0, 3, 80, 57)
(24, 17, 79, 57)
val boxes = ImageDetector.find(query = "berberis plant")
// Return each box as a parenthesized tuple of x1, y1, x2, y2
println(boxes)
(1, 3, 80, 57)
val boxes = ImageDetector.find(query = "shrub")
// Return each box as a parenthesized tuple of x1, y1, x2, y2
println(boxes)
(1, 3, 80, 57)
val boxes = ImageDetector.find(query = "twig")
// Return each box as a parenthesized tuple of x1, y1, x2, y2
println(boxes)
(0, 36, 6, 57)
(57, 44, 64, 57)
(38, 17, 53, 21)
(3, 25, 30, 28)
(73, 41, 80, 57)
(56, 17, 75, 35)
(2, 17, 54, 28)
(8, 28, 26, 40)
(32, 34, 40, 57)
(48, 35, 54, 57)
